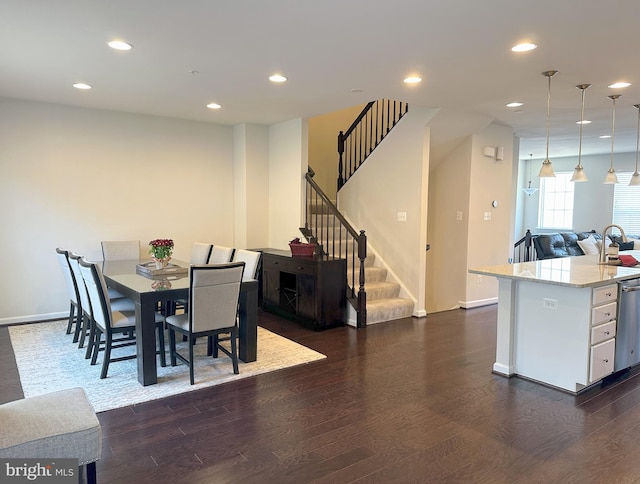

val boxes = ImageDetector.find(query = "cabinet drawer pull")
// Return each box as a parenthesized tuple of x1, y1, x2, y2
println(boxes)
(606, 292, 612, 297)
(297, 266, 304, 270)
(605, 312, 611, 317)
(604, 331, 610, 335)
(604, 359, 609, 363)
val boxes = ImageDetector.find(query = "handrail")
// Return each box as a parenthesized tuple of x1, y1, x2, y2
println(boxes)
(338, 99, 408, 190)
(303, 169, 367, 328)
(513, 229, 536, 263)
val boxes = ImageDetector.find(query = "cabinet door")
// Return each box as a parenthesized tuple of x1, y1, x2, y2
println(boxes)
(262, 267, 279, 306)
(296, 274, 316, 321)
(590, 339, 615, 383)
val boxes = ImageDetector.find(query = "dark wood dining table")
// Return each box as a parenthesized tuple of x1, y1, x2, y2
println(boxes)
(101, 259, 258, 386)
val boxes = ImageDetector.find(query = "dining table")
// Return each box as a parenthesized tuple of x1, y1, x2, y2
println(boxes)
(101, 259, 258, 386)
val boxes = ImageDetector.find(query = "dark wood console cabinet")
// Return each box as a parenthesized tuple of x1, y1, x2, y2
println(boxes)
(261, 249, 346, 330)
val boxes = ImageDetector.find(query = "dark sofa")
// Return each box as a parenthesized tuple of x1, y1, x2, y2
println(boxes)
(533, 231, 601, 260)
(532, 231, 637, 260)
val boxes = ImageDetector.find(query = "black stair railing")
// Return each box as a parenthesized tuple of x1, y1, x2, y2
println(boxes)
(337, 99, 409, 190)
(302, 168, 367, 328)
(513, 229, 537, 263)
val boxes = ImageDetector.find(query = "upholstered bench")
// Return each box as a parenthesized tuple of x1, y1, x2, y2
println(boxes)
(0, 388, 101, 483)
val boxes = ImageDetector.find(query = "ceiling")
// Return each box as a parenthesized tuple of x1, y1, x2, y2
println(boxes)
(3, 0, 640, 162)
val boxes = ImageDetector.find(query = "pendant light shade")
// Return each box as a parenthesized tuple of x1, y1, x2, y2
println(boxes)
(571, 84, 590, 182)
(539, 70, 557, 178)
(630, 104, 640, 186)
(604, 94, 620, 184)
(522, 153, 539, 196)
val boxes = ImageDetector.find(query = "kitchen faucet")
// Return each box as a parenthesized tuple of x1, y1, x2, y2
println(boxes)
(599, 224, 628, 264)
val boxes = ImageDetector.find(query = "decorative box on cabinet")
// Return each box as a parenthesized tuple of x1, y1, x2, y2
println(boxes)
(261, 249, 346, 330)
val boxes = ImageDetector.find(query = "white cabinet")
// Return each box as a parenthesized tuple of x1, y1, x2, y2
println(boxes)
(513, 281, 619, 393)
(589, 283, 617, 384)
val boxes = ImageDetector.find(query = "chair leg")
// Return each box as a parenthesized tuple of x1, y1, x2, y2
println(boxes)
(230, 328, 239, 374)
(78, 312, 90, 349)
(66, 302, 75, 335)
(100, 334, 112, 379)
(86, 461, 97, 484)
(207, 335, 213, 356)
(91, 328, 103, 365)
(189, 336, 195, 385)
(85, 317, 97, 360)
(212, 335, 219, 358)
(169, 328, 177, 366)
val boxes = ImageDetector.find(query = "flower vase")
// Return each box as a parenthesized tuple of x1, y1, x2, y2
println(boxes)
(154, 258, 170, 270)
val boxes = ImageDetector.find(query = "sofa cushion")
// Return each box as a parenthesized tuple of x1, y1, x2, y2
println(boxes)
(577, 235, 599, 255)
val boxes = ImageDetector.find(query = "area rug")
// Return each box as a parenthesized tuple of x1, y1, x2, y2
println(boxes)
(8, 320, 326, 413)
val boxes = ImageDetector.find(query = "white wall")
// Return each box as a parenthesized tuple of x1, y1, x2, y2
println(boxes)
(234, 124, 270, 248)
(0, 97, 236, 324)
(338, 106, 437, 315)
(268, 118, 308, 249)
(465, 124, 516, 306)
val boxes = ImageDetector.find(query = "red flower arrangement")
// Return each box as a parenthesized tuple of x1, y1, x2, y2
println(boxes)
(148, 238, 174, 260)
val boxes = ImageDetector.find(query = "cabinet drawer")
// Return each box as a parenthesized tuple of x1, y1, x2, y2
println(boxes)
(589, 338, 615, 383)
(263, 256, 317, 276)
(591, 320, 616, 345)
(591, 302, 617, 326)
(593, 284, 617, 306)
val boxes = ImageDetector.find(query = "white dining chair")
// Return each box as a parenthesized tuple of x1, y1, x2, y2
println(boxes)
(209, 245, 234, 264)
(232, 249, 262, 281)
(165, 262, 245, 385)
(55, 248, 81, 340)
(101, 240, 140, 261)
(190, 242, 213, 264)
(79, 257, 166, 379)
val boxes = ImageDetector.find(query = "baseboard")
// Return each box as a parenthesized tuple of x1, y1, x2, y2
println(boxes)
(412, 309, 427, 318)
(459, 298, 498, 309)
(0, 311, 66, 326)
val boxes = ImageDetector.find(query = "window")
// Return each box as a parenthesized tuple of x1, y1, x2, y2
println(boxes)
(538, 172, 575, 229)
(612, 172, 640, 234)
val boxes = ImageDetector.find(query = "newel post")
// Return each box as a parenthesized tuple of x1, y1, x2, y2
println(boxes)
(337, 131, 345, 190)
(357, 230, 367, 328)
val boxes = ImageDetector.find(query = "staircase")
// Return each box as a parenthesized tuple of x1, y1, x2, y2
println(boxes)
(308, 208, 414, 325)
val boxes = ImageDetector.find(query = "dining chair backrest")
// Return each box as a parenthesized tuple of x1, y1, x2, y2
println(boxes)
(208, 245, 234, 264)
(232, 249, 262, 281)
(78, 258, 112, 332)
(68, 252, 91, 317)
(101, 240, 140, 261)
(190, 242, 213, 264)
(189, 262, 244, 333)
(55, 248, 79, 305)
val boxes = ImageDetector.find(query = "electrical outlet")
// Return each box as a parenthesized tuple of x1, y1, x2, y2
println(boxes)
(543, 298, 558, 310)
(483, 212, 492, 221)
(477, 275, 482, 283)
(397, 211, 407, 222)
(456, 211, 463, 221)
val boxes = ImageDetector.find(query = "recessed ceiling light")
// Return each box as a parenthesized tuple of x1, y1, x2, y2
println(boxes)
(600, 135, 611, 139)
(403, 76, 422, 84)
(206, 102, 222, 110)
(72, 83, 92, 90)
(108, 40, 133, 51)
(350, 88, 364, 93)
(609, 81, 631, 89)
(576, 120, 592, 125)
(269, 74, 287, 83)
(506, 102, 523, 108)
(511, 43, 537, 52)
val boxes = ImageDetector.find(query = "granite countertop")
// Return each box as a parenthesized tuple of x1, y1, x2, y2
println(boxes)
(469, 252, 640, 288)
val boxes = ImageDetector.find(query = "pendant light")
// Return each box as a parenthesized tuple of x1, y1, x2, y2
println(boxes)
(604, 94, 620, 184)
(630, 104, 640, 186)
(571, 84, 591, 182)
(522, 153, 539, 196)
(539, 70, 557, 177)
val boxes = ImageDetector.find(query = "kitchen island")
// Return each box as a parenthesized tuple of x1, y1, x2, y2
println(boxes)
(470, 253, 640, 393)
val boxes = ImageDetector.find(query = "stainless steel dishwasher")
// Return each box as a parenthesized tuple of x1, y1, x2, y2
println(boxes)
(615, 278, 640, 371)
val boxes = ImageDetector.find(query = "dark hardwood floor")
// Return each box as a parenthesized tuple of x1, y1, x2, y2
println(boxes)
(4, 306, 640, 483)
